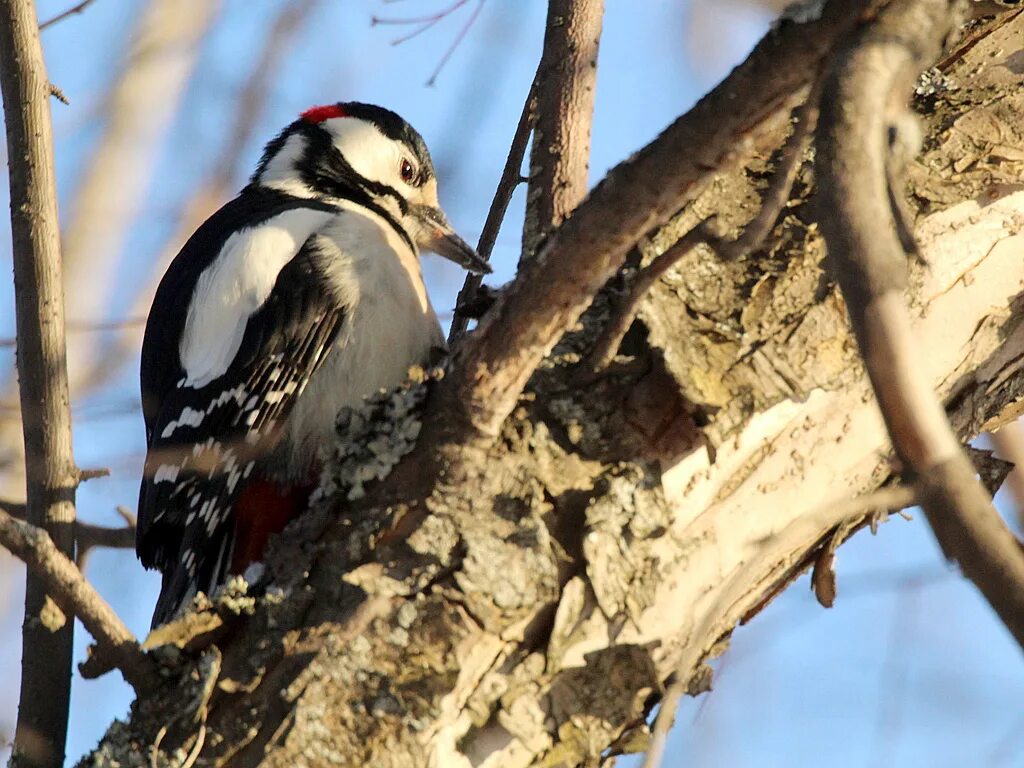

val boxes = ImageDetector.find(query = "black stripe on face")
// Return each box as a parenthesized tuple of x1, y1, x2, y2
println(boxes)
(294, 123, 417, 254)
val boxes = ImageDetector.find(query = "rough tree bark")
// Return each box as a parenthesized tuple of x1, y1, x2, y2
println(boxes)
(62, 3, 1024, 767)
(0, 0, 79, 765)
(521, 0, 603, 261)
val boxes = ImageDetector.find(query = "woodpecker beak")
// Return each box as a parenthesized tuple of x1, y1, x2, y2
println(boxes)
(413, 205, 491, 275)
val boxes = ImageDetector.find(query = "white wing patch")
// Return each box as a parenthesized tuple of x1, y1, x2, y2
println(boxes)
(179, 207, 335, 388)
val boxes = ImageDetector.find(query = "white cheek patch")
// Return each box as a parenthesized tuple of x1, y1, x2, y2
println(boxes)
(179, 207, 335, 388)
(322, 117, 405, 190)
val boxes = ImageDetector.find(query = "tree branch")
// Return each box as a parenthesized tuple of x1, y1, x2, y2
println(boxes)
(0, 0, 80, 763)
(448, 74, 537, 342)
(521, 0, 604, 261)
(75, 506, 136, 571)
(587, 74, 824, 372)
(429, 0, 874, 447)
(815, 0, 1024, 647)
(0, 507, 157, 692)
(38, 0, 95, 29)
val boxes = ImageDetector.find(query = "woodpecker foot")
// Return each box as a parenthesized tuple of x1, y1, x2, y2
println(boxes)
(454, 284, 500, 321)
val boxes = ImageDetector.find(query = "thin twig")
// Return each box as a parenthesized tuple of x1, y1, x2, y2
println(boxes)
(372, 0, 485, 85)
(76, 506, 136, 571)
(47, 82, 68, 104)
(449, 74, 538, 342)
(371, 0, 469, 26)
(588, 75, 823, 372)
(0, 506, 157, 691)
(1, 496, 138, 611)
(426, 0, 484, 86)
(38, 0, 95, 29)
(816, 0, 1024, 647)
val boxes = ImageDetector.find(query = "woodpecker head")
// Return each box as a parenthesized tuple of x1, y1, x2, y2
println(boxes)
(253, 102, 489, 275)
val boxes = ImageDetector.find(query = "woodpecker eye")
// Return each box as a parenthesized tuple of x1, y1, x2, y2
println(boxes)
(400, 159, 416, 184)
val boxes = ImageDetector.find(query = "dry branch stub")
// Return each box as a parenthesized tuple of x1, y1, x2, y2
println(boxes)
(81, 8, 1024, 768)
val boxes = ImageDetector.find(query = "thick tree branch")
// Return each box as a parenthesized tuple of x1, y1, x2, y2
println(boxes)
(435, 0, 874, 442)
(0, 0, 80, 764)
(587, 75, 823, 373)
(646, 482, 918, 768)
(816, 0, 1024, 647)
(521, 0, 604, 260)
(0, 507, 157, 692)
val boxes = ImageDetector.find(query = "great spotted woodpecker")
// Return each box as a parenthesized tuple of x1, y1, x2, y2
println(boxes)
(136, 103, 488, 627)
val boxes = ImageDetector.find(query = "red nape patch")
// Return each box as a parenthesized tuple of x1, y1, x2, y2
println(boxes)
(230, 477, 313, 573)
(301, 104, 347, 123)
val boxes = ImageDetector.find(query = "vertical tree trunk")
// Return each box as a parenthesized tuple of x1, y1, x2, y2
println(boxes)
(521, 0, 604, 260)
(0, 0, 80, 765)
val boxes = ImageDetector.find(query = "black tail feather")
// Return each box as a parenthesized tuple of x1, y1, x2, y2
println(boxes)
(149, 526, 234, 629)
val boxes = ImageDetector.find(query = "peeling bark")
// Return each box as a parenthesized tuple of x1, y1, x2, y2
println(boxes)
(80, 9, 1024, 768)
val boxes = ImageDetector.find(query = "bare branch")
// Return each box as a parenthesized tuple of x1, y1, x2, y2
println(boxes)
(372, 0, 484, 85)
(815, 0, 1024, 647)
(75, 506, 136, 571)
(0, 506, 157, 691)
(0, 0, 80, 762)
(433, 0, 874, 442)
(425, 0, 484, 86)
(588, 76, 823, 372)
(522, 0, 604, 260)
(448, 74, 537, 342)
(38, 0, 95, 29)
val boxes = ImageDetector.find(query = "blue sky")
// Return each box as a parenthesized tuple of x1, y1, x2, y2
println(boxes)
(0, 1, 1021, 765)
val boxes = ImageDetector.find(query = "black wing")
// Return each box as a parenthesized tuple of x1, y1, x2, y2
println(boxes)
(137, 205, 345, 626)
(139, 186, 338, 440)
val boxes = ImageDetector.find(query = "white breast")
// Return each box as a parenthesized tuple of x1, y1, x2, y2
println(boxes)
(278, 203, 444, 478)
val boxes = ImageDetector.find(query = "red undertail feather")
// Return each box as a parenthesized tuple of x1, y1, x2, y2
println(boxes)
(231, 477, 312, 573)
